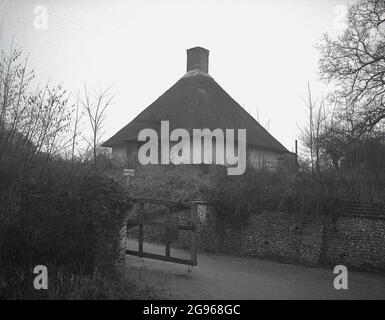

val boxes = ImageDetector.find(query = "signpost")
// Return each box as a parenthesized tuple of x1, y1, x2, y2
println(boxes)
(123, 168, 135, 187)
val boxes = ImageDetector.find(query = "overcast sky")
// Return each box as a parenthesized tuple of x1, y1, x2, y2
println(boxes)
(0, 0, 355, 152)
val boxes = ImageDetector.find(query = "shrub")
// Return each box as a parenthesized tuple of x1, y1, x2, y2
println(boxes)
(0, 42, 144, 299)
(0, 173, 131, 299)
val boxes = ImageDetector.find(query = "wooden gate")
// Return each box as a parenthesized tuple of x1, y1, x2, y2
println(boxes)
(125, 198, 198, 266)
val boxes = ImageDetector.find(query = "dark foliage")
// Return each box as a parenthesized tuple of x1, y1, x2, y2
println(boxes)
(0, 172, 131, 299)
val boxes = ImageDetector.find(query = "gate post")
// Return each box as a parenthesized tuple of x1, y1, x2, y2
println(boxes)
(190, 202, 198, 266)
(189, 200, 215, 252)
(138, 202, 144, 257)
(165, 206, 171, 258)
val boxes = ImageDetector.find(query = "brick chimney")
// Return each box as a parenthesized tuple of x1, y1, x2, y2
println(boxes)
(186, 47, 209, 73)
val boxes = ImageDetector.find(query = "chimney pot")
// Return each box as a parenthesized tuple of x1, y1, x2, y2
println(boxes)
(186, 47, 209, 73)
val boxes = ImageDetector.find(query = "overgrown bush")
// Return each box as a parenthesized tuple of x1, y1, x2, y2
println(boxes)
(208, 165, 344, 229)
(125, 164, 225, 201)
(123, 162, 350, 231)
(0, 171, 131, 299)
(0, 41, 144, 299)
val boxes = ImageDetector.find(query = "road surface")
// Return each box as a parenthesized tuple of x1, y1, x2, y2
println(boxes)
(123, 240, 385, 300)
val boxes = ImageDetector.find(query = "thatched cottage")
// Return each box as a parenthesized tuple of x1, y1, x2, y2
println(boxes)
(102, 47, 293, 173)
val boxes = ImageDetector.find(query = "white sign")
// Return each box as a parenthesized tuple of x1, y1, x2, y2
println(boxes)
(123, 169, 135, 176)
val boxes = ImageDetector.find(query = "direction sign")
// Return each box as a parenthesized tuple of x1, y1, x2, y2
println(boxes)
(123, 169, 135, 176)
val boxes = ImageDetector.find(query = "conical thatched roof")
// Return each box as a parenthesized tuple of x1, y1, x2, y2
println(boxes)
(103, 70, 288, 153)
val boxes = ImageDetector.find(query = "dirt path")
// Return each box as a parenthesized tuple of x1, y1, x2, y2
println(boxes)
(124, 240, 385, 300)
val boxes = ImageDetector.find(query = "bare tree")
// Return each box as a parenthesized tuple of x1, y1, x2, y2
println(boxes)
(317, 0, 385, 138)
(81, 84, 114, 174)
(0, 43, 73, 180)
(299, 83, 330, 178)
(70, 91, 84, 163)
(0, 40, 33, 162)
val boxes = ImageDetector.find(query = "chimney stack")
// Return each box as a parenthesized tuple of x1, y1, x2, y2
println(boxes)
(186, 47, 209, 73)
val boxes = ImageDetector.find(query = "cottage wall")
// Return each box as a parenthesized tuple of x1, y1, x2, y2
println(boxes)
(247, 147, 282, 170)
(111, 144, 127, 161)
(111, 142, 138, 166)
(111, 139, 286, 171)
